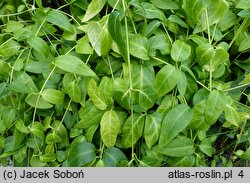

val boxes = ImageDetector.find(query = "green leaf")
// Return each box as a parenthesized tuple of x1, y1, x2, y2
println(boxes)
(25, 61, 51, 74)
(54, 55, 96, 76)
(76, 36, 93, 54)
(108, 11, 127, 61)
(199, 138, 213, 157)
(171, 40, 191, 62)
(100, 110, 120, 147)
(166, 155, 195, 167)
(155, 64, 180, 98)
(224, 96, 240, 127)
(82, 0, 107, 22)
(157, 94, 178, 115)
(76, 100, 105, 128)
(121, 113, 145, 148)
(141, 2, 165, 21)
(27, 36, 50, 59)
(177, 71, 187, 96)
(196, 43, 215, 66)
(0, 60, 11, 79)
(25, 93, 53, 109)
(236, 0, 250, 9)
(41, 89, 65, 105)
(239, 35, 250, 52)
(129, 34, 149, 60)
(39, 153, 57, 163)
(1, 107, 16, 129)
(47, 9, 74, 33)
(66, 142, 96, 166)
(29, 122, 44, 142)
(159, 104, 193, 148)
(87, 16, 112, 56)
(205, 90, 225, 125)
(0, 39, 21, 57)
(87, 79, 108, 110)
(148, 34, 171, 56)
(156, 136, 195, 157)
(103, 147, 127, 167)
(168, 15, 188, 28)
(150, 0, 178, 10)
(144, 112, 162, 149)
(67, 82, 81, 103)
(15, 119, 29, 134)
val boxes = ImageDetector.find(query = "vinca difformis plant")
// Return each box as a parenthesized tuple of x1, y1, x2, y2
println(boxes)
(0, 0, 250, 167)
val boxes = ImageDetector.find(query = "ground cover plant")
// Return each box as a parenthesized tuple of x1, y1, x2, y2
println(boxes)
(0, 0, 250, 167)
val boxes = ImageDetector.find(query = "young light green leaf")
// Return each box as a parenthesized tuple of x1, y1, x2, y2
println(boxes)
(159, 104, 193, 148)
(87, 79, 108, 110)
(29, 122, 44, 142)
(0, 39, 21, 57)
(76, 36, 93, 54)
(168, 15, 188, 28)
(41, 89, 65, 105)
(150, 0, 178, 10)
(100, 110, 120, 147)
(54, 55, 96, 76)
(196, 43, 215, 66)
(156, 136, 195, 157)
(155, 64, 180, 98)
(129, 34, 149, 60)
(82, 0, 107, 22)
(25, 61, 51, 74)
(171, 40, 191, 62)
(67, 82, 81, 103)
(87, 16, 112, 56)
(224, 96, 240, 127)
(144, 112, 162, 149)
(141, 2, 165, 21)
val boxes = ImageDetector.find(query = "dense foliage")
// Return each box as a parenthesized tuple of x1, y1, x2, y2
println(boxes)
(0, 0, 250, 167)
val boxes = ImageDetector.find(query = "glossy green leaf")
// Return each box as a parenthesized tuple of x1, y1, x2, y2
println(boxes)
(39, 153, 57, 163)
(41, 89, 65, 105)
(82, 0, 107, 22)
(76, 101, 105, 128)
(121, 113, 145, 148)
(196, 43, 215, 66)
(108, 11, 127, 61)
(155, 64, 180, 98)
(100, 110, 120, 147)
(205, 90, 225, 125)
(15, 119, 29, 134)
(168, 15, 188, 28)
(150, 0, 178, 10)
(129, 34, 149, 60)
(144, 112, 162, 149)
(171, 40, 191, 62)
(103, 147, 127, 167)
(66, 142, 96, 166)
(156, 136, 195, 157)
(54, 55, 96, 76)
(177, 71, 187, 96)
(141, 2, 165, 21)
(67, 82, 81, 103)
(159, 104, 193, 148)
(29, 122, 44, 142)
